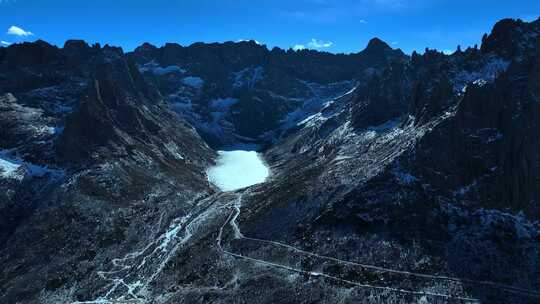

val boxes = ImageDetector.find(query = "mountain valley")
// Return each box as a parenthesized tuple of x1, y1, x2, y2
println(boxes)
(1, 17, 540, 304)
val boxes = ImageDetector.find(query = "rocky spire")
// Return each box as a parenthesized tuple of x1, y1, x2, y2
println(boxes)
(363, 37, 393, 53)
(481, 18, 540, 59)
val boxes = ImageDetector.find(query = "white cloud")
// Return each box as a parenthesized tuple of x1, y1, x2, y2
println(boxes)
(7, 25, 33, 37)
(360, 19, 368, 24)
(443, 49, 454, 55)
(307, 38, 333, 48)
(1, 41, 11, 46)
(392, 41, 399, 45)
(293, 38, 333, 51)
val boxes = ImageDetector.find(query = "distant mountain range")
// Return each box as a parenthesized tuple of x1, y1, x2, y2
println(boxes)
(1, 17, 540, 304)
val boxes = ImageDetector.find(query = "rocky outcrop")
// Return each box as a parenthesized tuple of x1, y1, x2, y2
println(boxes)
(351, 61, 410, 129)
(481, 18, 540, 59)
(354, 37, 407, 68)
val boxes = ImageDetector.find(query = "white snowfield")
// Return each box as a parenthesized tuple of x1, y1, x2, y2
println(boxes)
(207, 150, 269, 191)
(0, 149, 62, 180)
(0, 155, 21, 179)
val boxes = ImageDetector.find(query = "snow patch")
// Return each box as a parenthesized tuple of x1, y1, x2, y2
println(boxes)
(194, 98, 241, 143)
(0, 155, 21, 179)
(207, 150, 269, 191)
(139, 61, 186, 75)
(454, 56, 510, 92)
(0, 149, 64, 180)
(232, 67, 264, 89)
(164, 142, 184, 160)
(182, 76, 204, 89)
(281, 80, 357, 131)
(391, 162, 419, 185)
(474, 208, 539, 239)
(394, 170, 418, 185)
(210, 97, 238, 109)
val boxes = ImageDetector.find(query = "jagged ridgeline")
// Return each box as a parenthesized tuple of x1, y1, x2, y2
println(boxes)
(1, 17, 540, 304)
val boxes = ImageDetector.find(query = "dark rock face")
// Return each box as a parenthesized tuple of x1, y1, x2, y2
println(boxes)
(354, 37, 406, 68)
(0, 41, 215, 303)
(481, 18, 540, 59)
(351, 61, 410, 129)
(1, 17, 540, 304)
(128, 38, 406, 148)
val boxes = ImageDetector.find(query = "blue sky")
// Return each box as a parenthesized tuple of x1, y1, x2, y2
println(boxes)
(1, 0, 539, 54)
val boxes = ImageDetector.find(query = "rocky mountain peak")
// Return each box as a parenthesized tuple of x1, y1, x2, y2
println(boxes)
(62, 39, 98, 62)
(356, 37, 406, 68)
(364, 37, 392, 53)
(481, 17, 540, 59)
(136, 42, 158, 52)
(102, 44, 124, 56)
(63, 39, 90, 51)
(235, 39, 262, 46)
(1, 40, 62, 68)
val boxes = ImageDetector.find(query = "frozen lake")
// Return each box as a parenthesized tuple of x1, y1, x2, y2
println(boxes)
(207, 150, 269, 191)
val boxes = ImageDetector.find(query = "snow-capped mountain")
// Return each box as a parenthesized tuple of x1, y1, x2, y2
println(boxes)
(1, 17, 540, 304)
